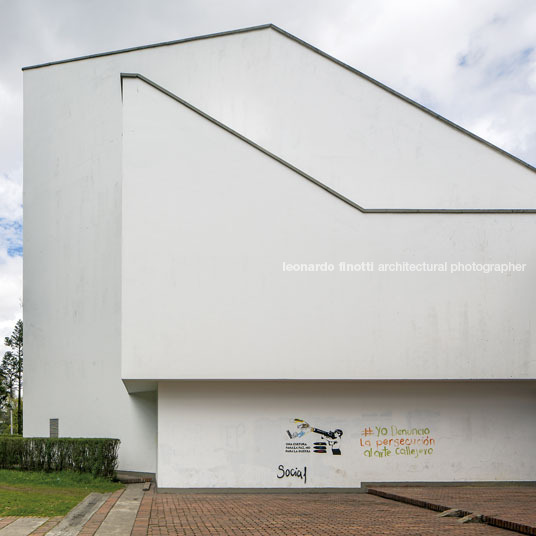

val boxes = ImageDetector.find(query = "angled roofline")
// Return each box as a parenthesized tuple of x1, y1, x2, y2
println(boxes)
(23, 23, 535, 174)
(21, 24, 273, 71)
(121, 72, 536, 213)
(270, 25, 535, 174)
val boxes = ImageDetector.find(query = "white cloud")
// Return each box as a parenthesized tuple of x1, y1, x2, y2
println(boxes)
(298, 0, 536, 164)
(0, 168, 22, 222)
(0, 250, 22, 344)
(0, 0, 535, 340)
(0, 83, 23, 194)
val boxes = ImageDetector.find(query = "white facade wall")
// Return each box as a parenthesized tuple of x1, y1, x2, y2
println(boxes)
(158, 381, 536, 488)
(23, 26, 536, 479)
(122, 76, 536, 381)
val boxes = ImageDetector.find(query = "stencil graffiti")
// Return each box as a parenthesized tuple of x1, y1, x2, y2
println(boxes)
(285, 418, 343, 455)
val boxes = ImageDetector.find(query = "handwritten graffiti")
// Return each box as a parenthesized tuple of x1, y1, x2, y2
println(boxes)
(277, 465, 307, 483)
(360, 425, 436, 459)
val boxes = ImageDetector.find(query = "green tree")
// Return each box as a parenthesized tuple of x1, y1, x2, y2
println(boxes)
(0, 353, 14, 434)
(1, 351, 16, 398)
(0, 369, 7, 409)
(3, 320, 23, 435)
(0, 398, 22, 435)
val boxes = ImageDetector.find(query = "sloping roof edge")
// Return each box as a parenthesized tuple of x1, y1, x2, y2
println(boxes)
(23, 23, 535, 174)
(121, 72, 536, 213)
(21, 24, 273, 70)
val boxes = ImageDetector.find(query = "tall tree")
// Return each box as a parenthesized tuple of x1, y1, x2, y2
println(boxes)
(4, 320, 23, 435)
(0, 369, 7, 408)
(1, 351, 16, 399)
(0, 372, 6, 434)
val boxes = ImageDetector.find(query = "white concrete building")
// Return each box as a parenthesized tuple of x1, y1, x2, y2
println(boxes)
(23, 24, 536, 489)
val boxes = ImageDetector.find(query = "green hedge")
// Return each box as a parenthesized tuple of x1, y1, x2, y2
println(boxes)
(0, 437, 120, 478)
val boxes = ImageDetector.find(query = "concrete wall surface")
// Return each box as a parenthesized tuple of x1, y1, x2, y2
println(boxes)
(23, 26, 536, 473)
(122, 76, 536, 381)
(157, 380, 536, 488)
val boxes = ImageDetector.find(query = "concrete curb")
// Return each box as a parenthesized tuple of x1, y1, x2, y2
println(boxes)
(46, 493, 110, 536)
(368, 488, 536, 535)
(94, 484, 144, 535)
(0, 518, 48, 535)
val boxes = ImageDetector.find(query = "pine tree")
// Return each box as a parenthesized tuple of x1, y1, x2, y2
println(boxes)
(3, 320, 23, 435)
(0, 369, 7, 408)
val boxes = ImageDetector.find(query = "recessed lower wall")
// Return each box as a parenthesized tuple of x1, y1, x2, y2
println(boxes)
(157, 380, 536, 489)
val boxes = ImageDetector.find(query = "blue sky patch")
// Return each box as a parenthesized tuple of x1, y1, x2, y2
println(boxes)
(0, 218, 23, 257)
(492, 47, 534, 79)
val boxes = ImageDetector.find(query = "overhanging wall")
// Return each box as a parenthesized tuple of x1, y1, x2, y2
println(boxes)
(121, 76, 536, 382)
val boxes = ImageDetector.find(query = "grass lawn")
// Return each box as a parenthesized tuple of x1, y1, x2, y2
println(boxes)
(0, 470, 124, 517)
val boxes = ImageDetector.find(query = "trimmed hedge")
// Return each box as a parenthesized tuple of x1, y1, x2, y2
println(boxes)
(0, 437, 120, 478)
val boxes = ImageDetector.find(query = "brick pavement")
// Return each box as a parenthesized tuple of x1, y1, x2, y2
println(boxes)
(78, 488, 125, 536)
(2, 486, 535, 534)
(131, 487, 154, 536)
(0, 518, 19, 530)
(140, 491, 515, 535)
(368, 487, 536, 535)
(28, 517, 63, 535)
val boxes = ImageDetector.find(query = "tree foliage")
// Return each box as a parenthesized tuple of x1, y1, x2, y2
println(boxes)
(0, 371, 7, 408)
(1, 320, 23, 435)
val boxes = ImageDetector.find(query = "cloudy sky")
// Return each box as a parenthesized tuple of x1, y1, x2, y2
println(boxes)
(1, 0, 535, 342)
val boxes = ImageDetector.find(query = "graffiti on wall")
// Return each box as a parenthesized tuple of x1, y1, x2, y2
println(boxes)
(277, 465, 307, 483)
(285, 418, 343, 455)
(284, 420, 435, 461)
(360, 425, 436, 459)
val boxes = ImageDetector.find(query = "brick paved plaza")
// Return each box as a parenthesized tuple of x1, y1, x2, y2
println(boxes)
(369, 486, 536, 535)
(1, 485, 535, 534)
(133, 488, 531, 536)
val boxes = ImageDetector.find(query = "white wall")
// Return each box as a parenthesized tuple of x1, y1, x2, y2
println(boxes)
(26, 27, 536, 212)
(24, 26, 536, 473)
(122, 76, 536, 381)
(157, 381, 536, 488)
